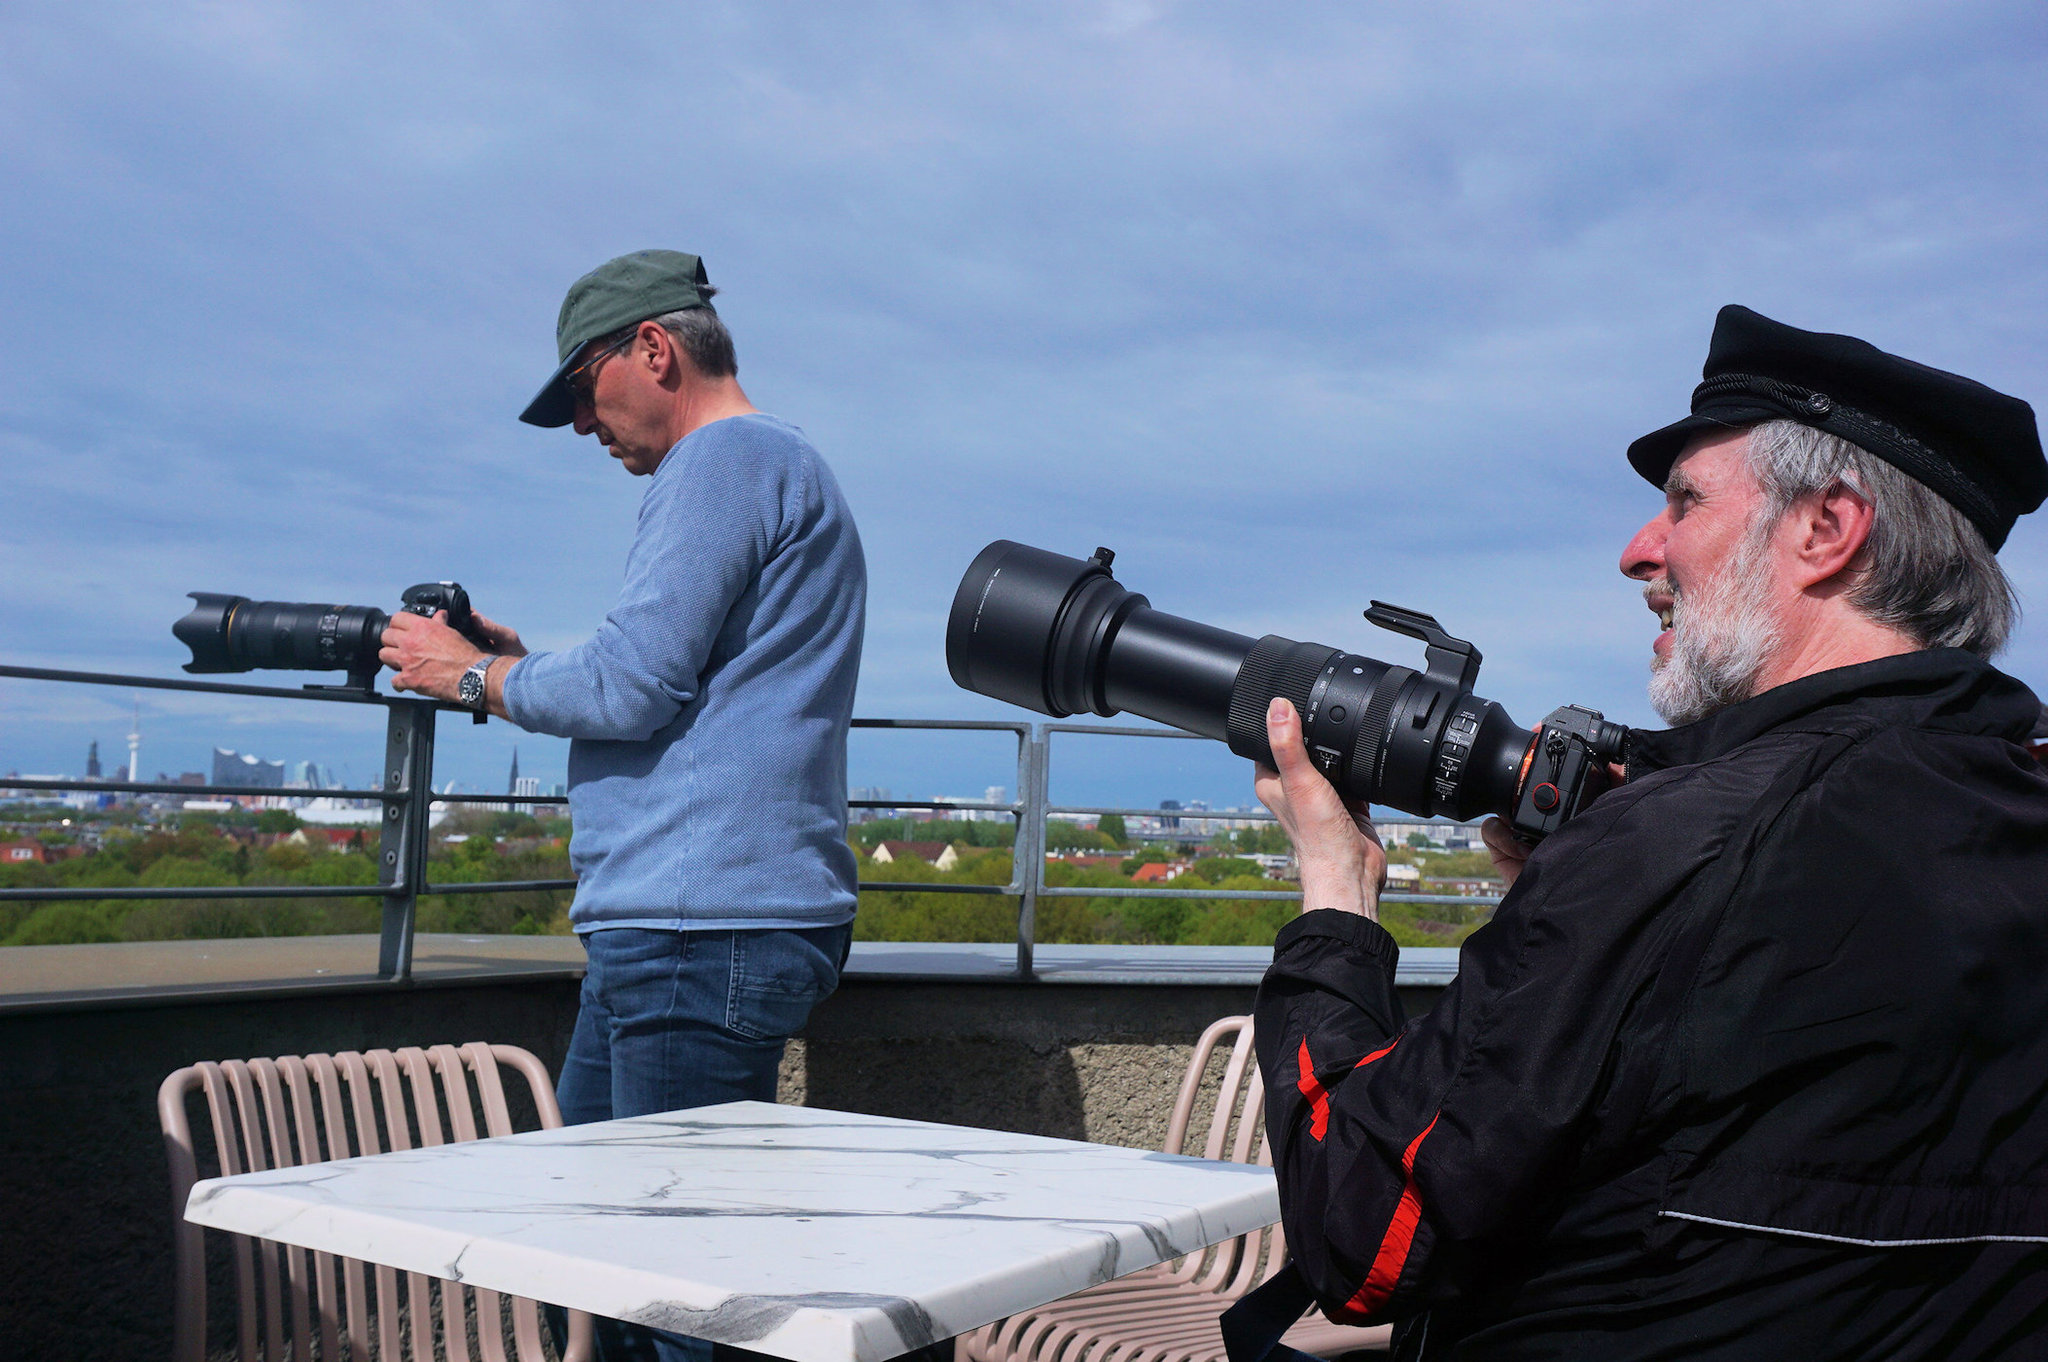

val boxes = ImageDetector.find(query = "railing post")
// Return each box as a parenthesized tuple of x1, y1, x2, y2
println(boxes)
(1011, 726, 1050, 979)
(376, 700, 437, 981)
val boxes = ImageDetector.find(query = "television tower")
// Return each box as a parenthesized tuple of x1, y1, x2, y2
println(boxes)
(126, 698, 142, 786)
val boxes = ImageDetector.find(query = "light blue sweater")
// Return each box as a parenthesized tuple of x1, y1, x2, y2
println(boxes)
(502, 414, 865, 932)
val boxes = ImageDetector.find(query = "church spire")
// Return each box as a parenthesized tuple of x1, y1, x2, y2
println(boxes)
(507, 746, 520, 795)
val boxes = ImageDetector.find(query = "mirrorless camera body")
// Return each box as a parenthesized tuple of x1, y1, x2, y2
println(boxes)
(174, 581, 492, 716)
(946, 541, 1629, 843)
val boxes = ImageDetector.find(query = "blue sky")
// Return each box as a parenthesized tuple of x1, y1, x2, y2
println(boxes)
(3, 1, 2045, 810)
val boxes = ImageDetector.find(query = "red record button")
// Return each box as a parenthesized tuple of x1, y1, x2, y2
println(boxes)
(1532, 782, 1561, 813)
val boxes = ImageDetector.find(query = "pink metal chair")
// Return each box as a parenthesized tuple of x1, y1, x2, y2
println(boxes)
(159, 1042, 594, 1362)
(958, 1016, 1390, 1362)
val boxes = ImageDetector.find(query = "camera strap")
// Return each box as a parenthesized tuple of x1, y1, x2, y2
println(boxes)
(1220, 1262, 1328, 1362)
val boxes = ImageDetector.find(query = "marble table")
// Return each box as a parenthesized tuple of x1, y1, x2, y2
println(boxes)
(184, 1100, 1282, 1362)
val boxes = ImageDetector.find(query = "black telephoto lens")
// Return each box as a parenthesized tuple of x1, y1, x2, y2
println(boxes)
(173, 593, 390, 680)
(946, 541, 1544, 826)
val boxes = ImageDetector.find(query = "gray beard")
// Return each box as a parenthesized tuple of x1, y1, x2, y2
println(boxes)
(1647, 528, 1782, 726)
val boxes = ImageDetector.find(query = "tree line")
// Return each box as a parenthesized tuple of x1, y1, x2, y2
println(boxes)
(1, 809, 1496, 949)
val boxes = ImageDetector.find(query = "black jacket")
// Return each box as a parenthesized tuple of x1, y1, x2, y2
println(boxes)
(1255, 650, 2048, 1359)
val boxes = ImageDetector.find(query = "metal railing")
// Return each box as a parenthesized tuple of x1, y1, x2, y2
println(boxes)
(1, 664, 1499, 983)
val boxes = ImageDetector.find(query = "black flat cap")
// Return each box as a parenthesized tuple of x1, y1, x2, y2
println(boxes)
(1628, 305, 2045, 550)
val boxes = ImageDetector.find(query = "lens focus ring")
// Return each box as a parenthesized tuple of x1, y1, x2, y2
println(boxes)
(1225, 636, 1336, 764)
(1226, 636, 1295, 762)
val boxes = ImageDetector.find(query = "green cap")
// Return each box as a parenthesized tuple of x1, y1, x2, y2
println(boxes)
(519, 249, 714, 427)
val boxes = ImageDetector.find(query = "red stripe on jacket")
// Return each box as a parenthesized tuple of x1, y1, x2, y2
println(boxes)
(1299, 1035, 1399, 1143)
(1339, 1112, 1441, 1320)
(1296, 1038, 1332, 1141)
(1355, 1039, 1398, 1068)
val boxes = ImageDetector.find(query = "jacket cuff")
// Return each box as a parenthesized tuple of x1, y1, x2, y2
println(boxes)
(1274, 908, 1400, 974)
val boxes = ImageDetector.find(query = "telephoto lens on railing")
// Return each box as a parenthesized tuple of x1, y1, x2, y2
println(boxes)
(172, 581, 488, 699)
(946, 541, 1629, 841)
(174, 594, 390, 690)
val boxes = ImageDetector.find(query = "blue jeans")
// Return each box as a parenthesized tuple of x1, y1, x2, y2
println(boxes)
(551, 923, 853, 1362)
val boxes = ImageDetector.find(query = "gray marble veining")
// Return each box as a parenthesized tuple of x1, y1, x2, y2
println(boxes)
(184, 1100, 1280, 1362)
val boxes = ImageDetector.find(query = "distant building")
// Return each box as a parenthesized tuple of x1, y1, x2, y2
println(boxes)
(1250, 852, 1296, 878)
(870, 841, 960, 871)
(507, 747, 521, 795)
(85, 741, 101, 779)
(514, 777, 542, 799)
(1374, 818, 1481, 850)
(288, 827, 368, 851)
(1, 840, 47, 864)
(1430, 875, 1506, 897)
(212, 748, 285, 789)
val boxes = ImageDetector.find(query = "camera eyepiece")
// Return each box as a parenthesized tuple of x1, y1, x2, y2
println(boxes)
(947, 541, 1622, 839)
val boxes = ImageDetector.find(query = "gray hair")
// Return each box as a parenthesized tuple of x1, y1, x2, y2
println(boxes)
(1744, 419, 2017, 657)
(651, 298, 737, 379)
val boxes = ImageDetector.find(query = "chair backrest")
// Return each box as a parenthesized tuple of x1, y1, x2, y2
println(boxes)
(1162, 1015, 1313, 1298)
(159, 1042, 592, 1362)
(1151, 1016, 1287, 1295)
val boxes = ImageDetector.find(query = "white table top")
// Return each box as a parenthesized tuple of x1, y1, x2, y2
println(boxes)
(184, 1100, 1281, 1362)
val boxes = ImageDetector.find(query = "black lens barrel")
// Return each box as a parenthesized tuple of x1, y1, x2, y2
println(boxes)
(946, 541, 1543, 825)
(1101, 608, 1257, 741)
(173, 593, 388, 678)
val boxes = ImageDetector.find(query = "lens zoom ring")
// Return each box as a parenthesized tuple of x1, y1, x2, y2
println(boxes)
(1352, 666, 1413, 800)
(1226, 636, 1296, 761)
(1274, 645, 1335, 714)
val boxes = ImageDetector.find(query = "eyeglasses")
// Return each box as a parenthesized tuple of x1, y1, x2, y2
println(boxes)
(565, 328, 638, 405)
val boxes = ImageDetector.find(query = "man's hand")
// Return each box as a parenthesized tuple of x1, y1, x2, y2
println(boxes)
(1480, 761, 1624, 888)
(1254, 697, 1387, 921)
(1480, 817, 1533, 888)
(380, 610, 492, 704)
(465, 609, 529, 660)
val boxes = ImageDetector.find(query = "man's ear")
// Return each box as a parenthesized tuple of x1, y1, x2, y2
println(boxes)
(639, 322, 682, 384)
(1789, 480, 1877, 590)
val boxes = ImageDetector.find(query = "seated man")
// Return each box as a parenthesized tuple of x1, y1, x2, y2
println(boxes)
(1251, 306, 2048, 1359)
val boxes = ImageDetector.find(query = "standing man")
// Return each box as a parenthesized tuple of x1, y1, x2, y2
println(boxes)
(381, 250, 866, 1362)
(1250, 307, 2048, 1359)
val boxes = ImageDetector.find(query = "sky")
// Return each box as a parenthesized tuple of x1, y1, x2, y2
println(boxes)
(3, 1, 2046, 812)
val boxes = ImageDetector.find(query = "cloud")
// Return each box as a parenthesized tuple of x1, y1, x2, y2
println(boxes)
(1, 1, 2043, 804)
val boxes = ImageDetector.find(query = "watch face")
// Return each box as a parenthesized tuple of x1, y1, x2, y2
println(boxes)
(460, 669, 485, 707)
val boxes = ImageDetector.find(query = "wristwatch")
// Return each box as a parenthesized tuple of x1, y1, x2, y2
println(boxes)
(458, 655, 497, 713)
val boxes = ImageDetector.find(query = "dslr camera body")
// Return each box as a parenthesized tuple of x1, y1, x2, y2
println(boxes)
(174, 581, 493, 719)
(947, 542, 1629, 843)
